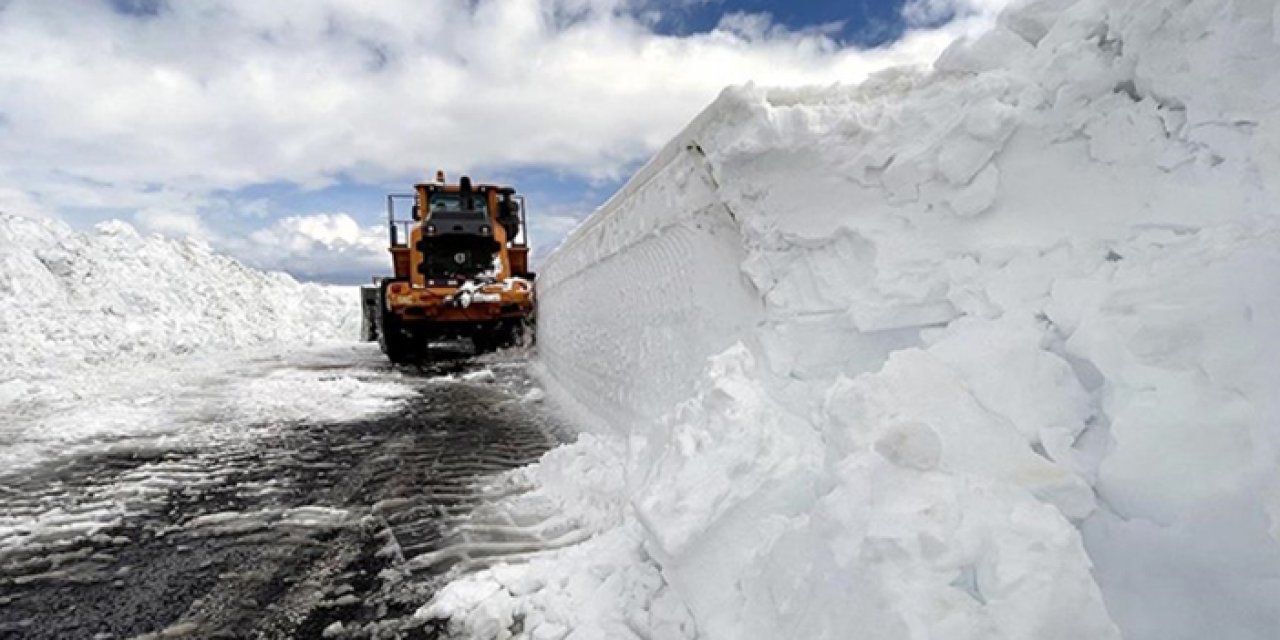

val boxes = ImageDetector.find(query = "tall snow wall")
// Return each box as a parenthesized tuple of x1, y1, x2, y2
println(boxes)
(535, 0, 1280, 638)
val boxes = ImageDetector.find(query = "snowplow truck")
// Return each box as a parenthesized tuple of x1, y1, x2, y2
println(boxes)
(360, 171, 535, 362)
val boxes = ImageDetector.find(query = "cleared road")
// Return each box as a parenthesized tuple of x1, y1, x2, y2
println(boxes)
(0, 350, 563, 639)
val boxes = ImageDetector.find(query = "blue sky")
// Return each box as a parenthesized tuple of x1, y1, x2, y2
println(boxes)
(650, 0, 933, 44)
(0, 0, 990, 283)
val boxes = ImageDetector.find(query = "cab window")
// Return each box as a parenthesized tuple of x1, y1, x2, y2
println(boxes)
(429, 193, 487, 216)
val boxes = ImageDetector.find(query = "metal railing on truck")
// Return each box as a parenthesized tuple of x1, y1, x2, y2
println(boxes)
(386, 193, 416, 246)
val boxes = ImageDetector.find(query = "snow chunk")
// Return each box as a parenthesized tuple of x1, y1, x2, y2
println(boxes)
(494, 0, 1280, 637)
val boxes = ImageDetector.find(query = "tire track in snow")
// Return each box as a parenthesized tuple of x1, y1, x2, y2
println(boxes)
(0, 352, 569, 639)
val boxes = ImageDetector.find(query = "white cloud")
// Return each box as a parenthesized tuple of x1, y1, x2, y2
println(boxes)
(133, 207, 214, 240)
(0, 186, 56, 219)
(0, 0, 1008, 280)
(0, 1, 1002, 212)
(129, 206, 387, 281)
(228, 213, 388, 281)
(902, 0, 1009, 27)
(530, 212, 591, 262)
(903, 0, 957, 26)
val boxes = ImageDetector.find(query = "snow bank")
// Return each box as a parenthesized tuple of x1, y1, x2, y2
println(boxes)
(429, 0, 1280, 638)
(0, 212, 378, 472)
(418, 435, 697, 639)
(0, 212, 358, 377)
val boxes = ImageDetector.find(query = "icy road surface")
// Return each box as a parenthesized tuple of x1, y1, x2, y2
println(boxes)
(0, 345, 567, 639)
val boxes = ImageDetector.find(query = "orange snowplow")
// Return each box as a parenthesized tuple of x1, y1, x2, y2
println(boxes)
(361, 171, 535, 362)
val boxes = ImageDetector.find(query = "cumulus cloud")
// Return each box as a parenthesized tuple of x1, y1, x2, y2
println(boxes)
(902, 0, 1008, 27)
(133, 207, 215, 240)
(0, 1, 1001, 206)
(0, 0, 1007, 280)
(0, 186, 56, 220)
(227, 213, 388, 282)
(129, 208, 387, 282)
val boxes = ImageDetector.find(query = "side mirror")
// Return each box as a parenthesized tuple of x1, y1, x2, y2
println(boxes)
(412, 204, 421, 220)
(502, 200, 520, 217)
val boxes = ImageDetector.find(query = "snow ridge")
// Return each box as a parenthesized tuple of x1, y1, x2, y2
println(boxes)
(0, 212, 358, 376)
(430, 0, 1280, 638)
(0, 212, 381, 474)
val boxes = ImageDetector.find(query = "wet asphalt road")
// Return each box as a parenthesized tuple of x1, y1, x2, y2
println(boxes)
(0, 351, 563, 639)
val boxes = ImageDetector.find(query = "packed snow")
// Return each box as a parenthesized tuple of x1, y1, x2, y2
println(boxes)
(425, 0, 1280, 638)
(0, 213, 358, 372)
(0, 213, 409, 472)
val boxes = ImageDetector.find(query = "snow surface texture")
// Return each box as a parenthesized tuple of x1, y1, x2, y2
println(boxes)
(429, 0, 1280, 638)
(0, 213, 394, 472)
(0, 213, 359, 372)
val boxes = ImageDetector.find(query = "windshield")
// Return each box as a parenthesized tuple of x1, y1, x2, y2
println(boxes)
(429, 192, 488, 217)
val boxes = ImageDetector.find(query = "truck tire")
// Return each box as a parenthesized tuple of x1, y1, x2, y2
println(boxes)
(360, 286, 380, 342)
(504, 321, 525, 348)
(520, 316, 536, 347)
(376, 282, 415, 364)
(474, 321, 525, 354)
(472, 328, 499, 355)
